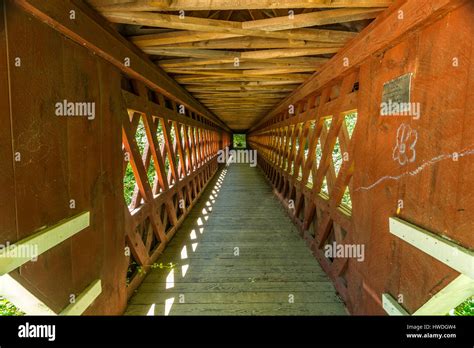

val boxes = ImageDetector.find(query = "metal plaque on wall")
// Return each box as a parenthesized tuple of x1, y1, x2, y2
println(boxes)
(381, 73, 413, 115)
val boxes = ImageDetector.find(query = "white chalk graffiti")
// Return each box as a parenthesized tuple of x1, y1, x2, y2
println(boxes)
(355, 147, 474, 193)
(392, 123, 417, 165)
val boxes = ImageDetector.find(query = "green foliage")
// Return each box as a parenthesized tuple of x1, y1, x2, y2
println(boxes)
(451, 296, 473, 316)
(136, 261, 177, 276)
(344, 112, 357, 139)
(0, 296, 24, 316)
(233, 134, 246, 149)
(332, 138, 343, 175)
(340, 112, 357, 209)
(303, 112, 358, 208)
(123, 120, 172, 207)
(150, 262, 176, 270)
(123, 163, 135, 207)
(126, 261, 177, 285)
(341, 186, 352, 209)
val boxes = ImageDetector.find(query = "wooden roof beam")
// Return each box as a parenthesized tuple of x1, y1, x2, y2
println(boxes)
(89, 0, 393, 11)
(131, 31, 239, 46)
(158, 57, 330, 68)
(104, 9, 382, 42)
(160, 61, 324, 70)
(144, 47, 340, 59)
(179, 80, 307, 86)
(175, 75, 311, 83)
(153, 37, 347, 50)
(130, 29, 357, 49)
(241, 8, 385, 31)
(166, 69, 318, 76)
(186, 85, 300, 91)
(194, 93, 290, 98)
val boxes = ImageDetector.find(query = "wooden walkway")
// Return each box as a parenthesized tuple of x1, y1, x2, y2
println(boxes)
(125, 164, 347, 315)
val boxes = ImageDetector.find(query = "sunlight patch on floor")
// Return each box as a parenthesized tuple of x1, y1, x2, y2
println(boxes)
(148, 168, 229, 315)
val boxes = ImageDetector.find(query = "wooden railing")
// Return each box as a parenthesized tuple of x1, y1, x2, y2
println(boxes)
(248, 71, 360, 303)
(0, 212, 102, 315)
(121, 78, 230, 298)
(248, 0, 474, 315)
(3, 0, 231, 313)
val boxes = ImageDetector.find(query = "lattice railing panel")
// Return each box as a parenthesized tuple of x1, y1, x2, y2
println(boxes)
(121, 78, 229, 298)
(248, 71, 360, 303)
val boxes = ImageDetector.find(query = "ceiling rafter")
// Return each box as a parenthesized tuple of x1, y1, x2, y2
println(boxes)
(88, 0, 392, 130)
(89, 0, 393, 11)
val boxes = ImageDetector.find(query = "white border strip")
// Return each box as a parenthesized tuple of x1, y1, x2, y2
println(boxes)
(382, 293, 409, 316)
(59, 279, 102, 316)
(0, 212, 90, 275)
(413, 274, 474, 316)
(389, 217, 474, 279)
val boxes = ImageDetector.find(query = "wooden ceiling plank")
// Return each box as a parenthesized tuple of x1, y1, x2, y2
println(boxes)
(146, 47, 339, 60)
(90, 0, 393, 11)
(131, 31, 239, 47)
(186, 85, 300, 91)
(160, 61, 323, 70)
(156, 57, 238, 67)
(240, 47, 340, 59)
(158, 56, 329, 68)
(180, 80, 307, 86)
(154, 37, 347, 49)
(194, 92, 290, 97)
(144, 48, 240, 59)
(103, 11, 375, 42)
(175, 76, 311, 83)
(164, 68, 318, 76)
(132, 28, 356, 47)
(242, 8, 385, 31)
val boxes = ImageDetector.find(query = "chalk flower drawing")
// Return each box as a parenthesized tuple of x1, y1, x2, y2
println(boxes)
(392, 123, 417, 165)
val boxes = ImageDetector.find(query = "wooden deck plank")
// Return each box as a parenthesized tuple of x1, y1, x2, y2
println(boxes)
(129, 291, 341, 304)
(125, 164, 346, 315)
(136, 281, 337, 293)
(143, 272, 330, 283)
(126, 303, 346, 316)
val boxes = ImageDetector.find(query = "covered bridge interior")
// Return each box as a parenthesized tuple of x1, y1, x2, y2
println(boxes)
(0, 0, 473, 316)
